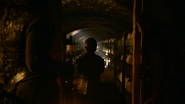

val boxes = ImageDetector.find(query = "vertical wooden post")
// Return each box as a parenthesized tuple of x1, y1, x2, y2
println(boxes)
(74, 40, 77, 60)
(110, 41, 111, 58)
(140, 0, 144, 104)
(132, 0, 141, 104)
(49, 0, 63, 56)
(140, 38, 143, 104)
(62, 44, 66, 63)
(69, 45, 73, 61)
(122, 34, 126, 94)
(114, 39, 117, 82)
(49, 1, 64, 101)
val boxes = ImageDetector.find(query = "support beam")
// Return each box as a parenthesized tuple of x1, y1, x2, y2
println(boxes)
(114, 39, 117, 82)
(62, 44, 66, 63)
(122, 33, 126, 94)
(132, 0, 142, 104)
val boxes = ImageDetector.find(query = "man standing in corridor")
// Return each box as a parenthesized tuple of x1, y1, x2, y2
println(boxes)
(76, 38, 105, 104)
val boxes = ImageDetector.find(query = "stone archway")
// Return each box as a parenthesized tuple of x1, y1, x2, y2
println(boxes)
(51, 0, 133, 55)
(58, 0, 133, 40)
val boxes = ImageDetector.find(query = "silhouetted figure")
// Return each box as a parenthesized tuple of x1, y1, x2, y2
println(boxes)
(76, 38, 105, 104)
(0, 0, 60, 104)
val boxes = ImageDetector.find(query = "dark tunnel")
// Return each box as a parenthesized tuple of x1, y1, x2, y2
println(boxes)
(0, 0, 185, 104)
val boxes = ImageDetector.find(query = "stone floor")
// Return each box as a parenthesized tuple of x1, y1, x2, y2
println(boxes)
(59, 67, 127, 104)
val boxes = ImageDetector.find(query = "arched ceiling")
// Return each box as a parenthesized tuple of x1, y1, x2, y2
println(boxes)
(61, 0, 133, 41)
(67, 25, 118, 42)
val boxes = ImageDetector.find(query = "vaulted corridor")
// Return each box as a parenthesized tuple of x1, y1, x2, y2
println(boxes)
(0, 0, 185, 104)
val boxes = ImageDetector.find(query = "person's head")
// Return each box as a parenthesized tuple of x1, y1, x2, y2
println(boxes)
(84, 38, 97, 53)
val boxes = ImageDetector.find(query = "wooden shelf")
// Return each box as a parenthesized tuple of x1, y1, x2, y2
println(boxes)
(124, 64, 132, 77)
(115, 79, 132, 104)
(123, 88, 132, 104)
(125, 38, 133, 46)
(114, 37, 133, 104)
(116, 78, 122, 93)
(116, 60, 123, 67)
(125, 46, 133, 54)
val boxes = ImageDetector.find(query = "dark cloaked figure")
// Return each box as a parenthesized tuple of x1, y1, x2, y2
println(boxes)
(76, 38, 104, 103)
(0, 0, 60, 104)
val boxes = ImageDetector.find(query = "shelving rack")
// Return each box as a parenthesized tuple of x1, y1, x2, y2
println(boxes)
(114, 34, 133, 104)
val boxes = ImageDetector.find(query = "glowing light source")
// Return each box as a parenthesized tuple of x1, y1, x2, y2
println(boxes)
(66, 29, 81, 39)
(71, 30, 80, 36)
(105, 59, 110, 68)
(105, 50, 108, 56)
(79, 36, 84, 40)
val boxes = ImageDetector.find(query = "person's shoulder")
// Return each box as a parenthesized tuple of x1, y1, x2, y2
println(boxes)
(95, 54, 104, 61)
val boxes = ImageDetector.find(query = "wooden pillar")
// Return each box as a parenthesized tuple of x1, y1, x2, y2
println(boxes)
(62, 44, 66, 63)
(69, 45, 73, 55)
(140, 0, 144, 104)
(114, 39, 117, 81)
(122, 34, 126, 94)
(109, 41, 112, 54)
(132, 0, 142, 104)
(49, 0, 62, 51)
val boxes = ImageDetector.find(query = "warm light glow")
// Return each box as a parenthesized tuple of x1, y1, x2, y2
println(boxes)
(77, 79, 88, 95)
(119, 72, 122, 83)
(66, 29, 81, 39)
(105, 50, 108, 56)
(79, 36, 84, 40)
(105, 59, 110, 68)
(71, 30, 80, 36)
(14, 72, 25, 81)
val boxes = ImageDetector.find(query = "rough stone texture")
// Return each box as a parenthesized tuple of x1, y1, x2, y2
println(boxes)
(46, 0, 133, 54)
(60, 0, 133, 41)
